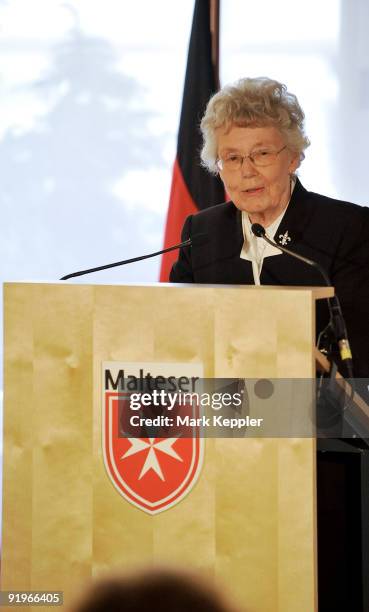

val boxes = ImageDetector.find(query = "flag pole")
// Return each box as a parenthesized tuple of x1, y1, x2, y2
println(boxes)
(210, 0, 220, 89)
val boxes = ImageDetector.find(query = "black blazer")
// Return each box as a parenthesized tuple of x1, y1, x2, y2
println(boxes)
(170, 178, 369, 379)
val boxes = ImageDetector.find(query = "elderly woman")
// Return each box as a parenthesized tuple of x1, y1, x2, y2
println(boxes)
(170, 77, 369, 382)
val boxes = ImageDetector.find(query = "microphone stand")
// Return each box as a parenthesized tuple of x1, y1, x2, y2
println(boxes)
(251, 223, 354, 381)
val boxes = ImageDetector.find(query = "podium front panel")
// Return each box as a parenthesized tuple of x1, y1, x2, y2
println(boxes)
(3, 283, 330, 611)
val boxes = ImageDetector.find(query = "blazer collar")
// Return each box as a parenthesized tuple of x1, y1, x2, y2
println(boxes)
(272, 177, 312, 246)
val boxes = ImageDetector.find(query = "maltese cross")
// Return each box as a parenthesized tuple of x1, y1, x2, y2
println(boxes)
(121, 437, 182, 481)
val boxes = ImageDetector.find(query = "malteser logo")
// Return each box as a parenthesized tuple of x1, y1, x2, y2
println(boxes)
(102, 362, 204, 515)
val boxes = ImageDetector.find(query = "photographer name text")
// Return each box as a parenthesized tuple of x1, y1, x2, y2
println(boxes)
(129, 414, 263, 429)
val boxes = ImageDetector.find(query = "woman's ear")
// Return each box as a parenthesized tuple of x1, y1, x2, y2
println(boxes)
(288, 152, 300, 174)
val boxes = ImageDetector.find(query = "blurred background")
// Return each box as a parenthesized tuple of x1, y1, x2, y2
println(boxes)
(1, 0, 368, 518)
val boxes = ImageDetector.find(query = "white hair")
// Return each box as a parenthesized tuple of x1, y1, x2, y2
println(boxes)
(200, 77, 310, 174)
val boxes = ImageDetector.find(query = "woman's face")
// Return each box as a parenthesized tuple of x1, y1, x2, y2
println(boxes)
(216, 124, 299, 225)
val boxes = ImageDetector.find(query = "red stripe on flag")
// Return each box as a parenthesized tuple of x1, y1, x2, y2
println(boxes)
(159, 158, 197, 282)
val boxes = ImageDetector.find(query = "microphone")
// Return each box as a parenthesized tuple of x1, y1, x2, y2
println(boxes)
(251, 223, 331, 283)
(60, 233, 207, 281)
(251, 223, 354, 377)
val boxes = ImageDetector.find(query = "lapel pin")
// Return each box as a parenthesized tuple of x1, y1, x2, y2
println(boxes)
(278, 231, 291, 246)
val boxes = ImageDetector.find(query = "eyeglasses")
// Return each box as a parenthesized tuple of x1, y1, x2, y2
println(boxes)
(216, 145, 287, 171)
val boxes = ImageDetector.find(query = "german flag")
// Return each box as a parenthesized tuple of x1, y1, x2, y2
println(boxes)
(159, 0, 225, 281)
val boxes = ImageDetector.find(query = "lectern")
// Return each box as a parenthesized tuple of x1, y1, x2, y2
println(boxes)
(3, 282, 333, 611)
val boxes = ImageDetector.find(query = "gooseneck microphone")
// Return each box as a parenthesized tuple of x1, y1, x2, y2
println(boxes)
(251, 223, 354, 378)
(60, 233, 207, 281)
(251, 223, 331, 284)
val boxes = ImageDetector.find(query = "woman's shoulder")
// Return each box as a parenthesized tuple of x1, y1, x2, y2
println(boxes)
(304, 184, 368, 218)
(190, 200, 239, 225)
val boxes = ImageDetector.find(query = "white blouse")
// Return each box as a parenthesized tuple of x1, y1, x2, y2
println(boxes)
(240, 180, 295, 285)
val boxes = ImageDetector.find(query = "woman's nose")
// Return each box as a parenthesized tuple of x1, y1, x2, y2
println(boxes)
(240, 156, 258, 177)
